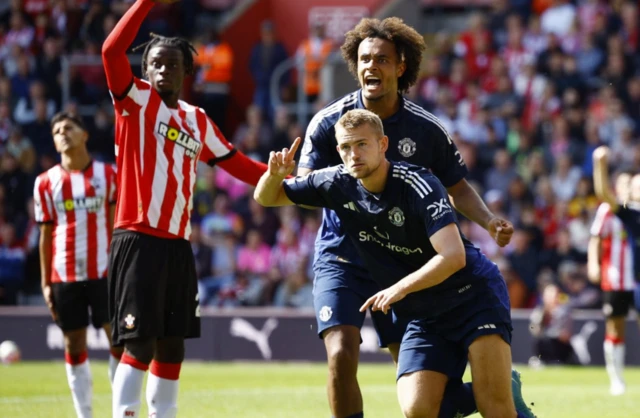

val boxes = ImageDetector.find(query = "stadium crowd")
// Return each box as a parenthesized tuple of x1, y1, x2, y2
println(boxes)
(0, 0, 633, 318)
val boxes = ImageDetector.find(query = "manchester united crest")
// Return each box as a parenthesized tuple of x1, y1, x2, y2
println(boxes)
(398, 138, 416, 157)
(388, 207, 405, 227)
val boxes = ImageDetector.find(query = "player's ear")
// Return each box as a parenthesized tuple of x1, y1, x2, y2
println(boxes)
(380, 135, 388, 153)
(397, 60, 406, 78)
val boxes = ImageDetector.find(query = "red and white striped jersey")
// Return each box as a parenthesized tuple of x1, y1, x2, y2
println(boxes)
(34, 161, 117, 283)
(110, 77, 235, 240)
(591, 203, 636, 291)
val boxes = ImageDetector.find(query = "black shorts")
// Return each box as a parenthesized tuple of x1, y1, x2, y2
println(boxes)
(108, 229, 200, 346)
(52, 279, 109, 332)
(602, 291, 635, 318)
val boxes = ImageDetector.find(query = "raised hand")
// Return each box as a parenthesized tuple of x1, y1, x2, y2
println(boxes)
(488, 217, 514, 247)
(592, 146, 610, 162)
(268, 137, 301, 178)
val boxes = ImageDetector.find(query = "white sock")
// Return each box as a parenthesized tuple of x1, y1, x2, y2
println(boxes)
(65, 354, 93, 418)
(604, 340, 625, 384)
(112, 355, 148, 418)
(108, 352, 120, 386)
(146, 361, 180, 418)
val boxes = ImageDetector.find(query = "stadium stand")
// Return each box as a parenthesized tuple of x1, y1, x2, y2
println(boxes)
(0, 0, 628, 317)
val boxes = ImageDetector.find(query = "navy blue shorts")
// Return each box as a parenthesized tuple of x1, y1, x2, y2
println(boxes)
(313, 261, 405, 347)
(396, 271, 513, 381)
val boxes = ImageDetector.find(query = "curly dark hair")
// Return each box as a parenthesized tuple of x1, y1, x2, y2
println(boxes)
(340, 17, 426, 93)
(132, 33, 198, 78)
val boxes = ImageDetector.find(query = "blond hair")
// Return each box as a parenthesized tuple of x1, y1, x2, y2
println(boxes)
(335, 109, 384, 138)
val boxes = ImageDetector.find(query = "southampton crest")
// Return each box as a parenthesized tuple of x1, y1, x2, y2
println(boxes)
(398, 138, 416, 157)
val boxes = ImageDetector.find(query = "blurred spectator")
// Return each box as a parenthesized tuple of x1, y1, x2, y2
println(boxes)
(200, 192, 244, 245)
(0, 223, 25, 305)
(5, 12, 34, 52)
(86, 107, 115, 163)
(541, 0, 576, 37)
(249, 20, 289, 121)
(507, 228, 540, 299)
(296, 23, 333, 104)
(529, 283, 575, 365)
(5, 125, 35, 174)
(200, 231, 237, 307)
(243, 198, 279, 246)
(550, 154, 581, 202)
(485, 149, 517, 196)
(193, 28, 233, 134)
(19, 197, 40, 303)
(232, 104, 272, 150)
(496, 257, 529, 309)
(0, 100, 13, 144)
(13, 80, 56, 125)
(0, 152, 28, 225)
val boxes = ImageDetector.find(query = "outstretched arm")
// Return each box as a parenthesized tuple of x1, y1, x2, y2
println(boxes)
(101, 0, 156, 97)
(447, 178, 513, 247)
(254, 138, 301, 206)
(592, 146, 619, 211)
(217, 151, 270, 187)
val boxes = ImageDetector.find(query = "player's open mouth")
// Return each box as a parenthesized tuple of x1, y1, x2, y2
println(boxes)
(365, 77, 381, 89)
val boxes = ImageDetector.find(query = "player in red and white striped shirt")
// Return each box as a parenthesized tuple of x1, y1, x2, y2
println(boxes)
(101, 1, 269, 416)
(588, 170, 638, 396)
(34, 112, 123, 418)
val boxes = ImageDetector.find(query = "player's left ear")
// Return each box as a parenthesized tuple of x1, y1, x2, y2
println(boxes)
(380, 135, 389, 153)
(81, 130, 89, 144)
(396, 60, 406, 78)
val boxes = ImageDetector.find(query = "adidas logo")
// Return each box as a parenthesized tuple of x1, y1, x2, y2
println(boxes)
(343, 202, 358, 212)
(478, 324, 496, 329)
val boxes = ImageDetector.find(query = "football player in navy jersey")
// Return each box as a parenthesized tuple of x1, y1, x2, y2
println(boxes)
(255, 109, 534, 418)
(592, 145, 640, 396)
(297, 17, 513, 418)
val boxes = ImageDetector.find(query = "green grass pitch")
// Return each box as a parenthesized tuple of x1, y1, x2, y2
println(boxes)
(1, 362, 639, 417)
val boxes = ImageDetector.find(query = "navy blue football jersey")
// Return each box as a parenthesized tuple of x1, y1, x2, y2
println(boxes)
(283, 161, 493, 320)
(299, 90, 468, 270)
(616, 203, 640, 281)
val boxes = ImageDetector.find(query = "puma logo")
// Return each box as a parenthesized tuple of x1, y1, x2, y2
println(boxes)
(230, 318, 279, 359)
(570, 321, 598, 365)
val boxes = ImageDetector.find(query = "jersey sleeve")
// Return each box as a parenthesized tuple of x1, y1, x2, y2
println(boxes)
(197, 109, 236, 165)
(298, 114, 335, 170)
(102, 0, 154, 102)
(590, 203, 611, 237)
(33, 175, 54, 224)
(414, 173, 458, 237)
(424, 118, 468, 188)
(282, 169, 334, 208)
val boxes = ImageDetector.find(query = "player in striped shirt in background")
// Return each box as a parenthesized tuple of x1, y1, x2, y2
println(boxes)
(590, 159, 640, 396)
(34, 111, 122, 418)
(101, 0, 270, 417)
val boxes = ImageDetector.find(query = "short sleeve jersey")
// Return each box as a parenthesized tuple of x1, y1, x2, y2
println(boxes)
(283, 161, 488, 319)
(300, 90, 467, 269)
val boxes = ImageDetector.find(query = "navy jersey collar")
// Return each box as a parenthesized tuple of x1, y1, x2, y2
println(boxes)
(356, 90, 404, 123)
(355, 161, 398, 210)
